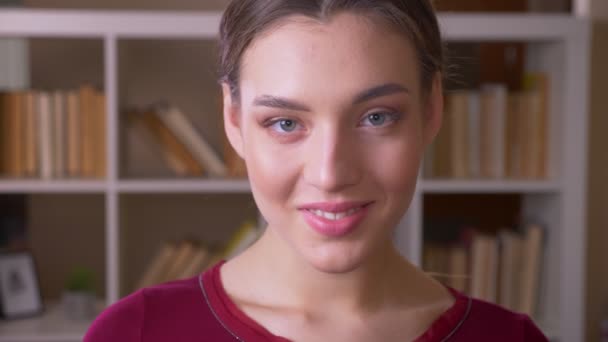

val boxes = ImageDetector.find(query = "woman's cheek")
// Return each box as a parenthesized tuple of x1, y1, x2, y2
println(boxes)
(370, 136, 422, 190)
(246, 136, 301, 206)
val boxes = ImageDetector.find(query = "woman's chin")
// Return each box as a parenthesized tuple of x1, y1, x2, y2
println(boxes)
(303, 244, 367, 274)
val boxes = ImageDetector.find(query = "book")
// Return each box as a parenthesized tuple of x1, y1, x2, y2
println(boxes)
(66, 90, 80, 178)
(124, 110, 184, 178)
(506, 93, 522, 178)
(155, 104, 227, 177)
(52, 91, 66, 179)
(9, 91, 25, 177)
(523, 72, 550, 179)
(467, 92, 481, 179)
(497, 229, 523, 311)
(137, 108, 205, 177)
(135, 241, 178, 289)
(479, 84, 507, 179)
(432, 98, 453, 178)
(162, 239, 198, 282)
(37, 92, 53, 180)
(447, 246, 469, 293)
(0, 92, 7, 177)
(447, 90, 471, 178)
(518, 223, 544, 316)
(222, 220, 261, 259)
(23, 90, 38, 178)
(94, 92, 106, 179)
(79, 85, 96, 178)
(470, 233, 498, 302)
(176, 245, 210, 279)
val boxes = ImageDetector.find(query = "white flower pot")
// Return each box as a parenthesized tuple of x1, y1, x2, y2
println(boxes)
(61, 291, 96, 321)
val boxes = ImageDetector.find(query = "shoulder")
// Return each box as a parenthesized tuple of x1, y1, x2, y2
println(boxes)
(84, 274, 230, 341)
(83, 287, 145, 342)
(451, 296, 548, 341)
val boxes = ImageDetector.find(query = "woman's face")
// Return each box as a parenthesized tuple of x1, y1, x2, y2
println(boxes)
(224, 13, 442, 273)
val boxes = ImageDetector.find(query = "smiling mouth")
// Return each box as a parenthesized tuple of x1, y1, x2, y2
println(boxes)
(306, 206, 365, 220)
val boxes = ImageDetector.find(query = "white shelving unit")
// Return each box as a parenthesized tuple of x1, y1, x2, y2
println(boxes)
(0, 9, 590, 342)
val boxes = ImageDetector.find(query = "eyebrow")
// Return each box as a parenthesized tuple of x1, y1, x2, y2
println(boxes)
(252, 83, 409, 111)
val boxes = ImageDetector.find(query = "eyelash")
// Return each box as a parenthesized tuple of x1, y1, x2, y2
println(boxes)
(264, 111, 403, 135)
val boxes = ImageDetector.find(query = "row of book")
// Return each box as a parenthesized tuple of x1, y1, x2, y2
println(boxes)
(0, 85, 106, 180)
(423, 223, 545, 316)
(135, 220, 260, 291)
(424, 73, 549, 180)
(126, 103, 247, 179)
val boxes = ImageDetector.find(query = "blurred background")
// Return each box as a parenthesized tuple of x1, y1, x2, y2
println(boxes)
(0, 0, 605, 341)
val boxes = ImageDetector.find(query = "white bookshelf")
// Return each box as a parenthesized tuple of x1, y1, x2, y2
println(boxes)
(0, 9, 590, 342)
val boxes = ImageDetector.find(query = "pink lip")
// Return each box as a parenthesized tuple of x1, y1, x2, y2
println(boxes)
(298, 201, 373, 238)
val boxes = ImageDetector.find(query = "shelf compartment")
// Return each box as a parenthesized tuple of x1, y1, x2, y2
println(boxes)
(119, 193, 258, 297)
(118, 38, 225, 180)
(27, 194, 106, 302)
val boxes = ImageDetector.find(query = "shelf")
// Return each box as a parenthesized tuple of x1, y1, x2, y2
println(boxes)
(0, 10, 585, 41)
(117, 179, 251, 193)
(0, 9, 222, 38)
(0, 180, 106, 194)
(440, 14, 584, 41)
(0, 179, 563, 194)
(420, 180, 561, 194)
(0, 300, 104, 342)
(0, 7, 589, 342)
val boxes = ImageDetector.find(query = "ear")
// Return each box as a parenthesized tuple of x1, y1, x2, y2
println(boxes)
(423, 72, 444, 146)
(222, 82, 245, 159)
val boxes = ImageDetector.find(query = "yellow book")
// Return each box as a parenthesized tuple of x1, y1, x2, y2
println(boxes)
(223, 220, 260, 259)
(135, 241, 177, 290)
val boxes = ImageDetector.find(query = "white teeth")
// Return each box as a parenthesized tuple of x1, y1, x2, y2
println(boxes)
(310, 206, 362, 220)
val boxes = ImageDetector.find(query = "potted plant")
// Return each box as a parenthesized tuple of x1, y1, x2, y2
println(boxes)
(62, 267, 97, 321)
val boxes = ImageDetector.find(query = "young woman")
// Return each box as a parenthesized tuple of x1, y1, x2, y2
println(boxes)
(85, 1, 548, 341)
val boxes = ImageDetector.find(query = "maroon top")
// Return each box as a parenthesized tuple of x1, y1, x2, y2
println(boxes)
(84, 261, 548, 341)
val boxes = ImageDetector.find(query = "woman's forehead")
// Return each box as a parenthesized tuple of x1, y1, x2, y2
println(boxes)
(239, 13, 420, 105)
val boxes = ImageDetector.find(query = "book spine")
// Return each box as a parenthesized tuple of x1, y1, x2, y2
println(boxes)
(79, 85, 95, 178)
(468, 92, 481, 179)
(480, 84, 507, 179)
(519, 224, 544, 315)
(37, 92, 53, 180)
(66, 91, 80, 178)
(156, 105, 227, 177)
(24, 90, 38, 178)
(52, 91, 65, 179)
(94, 92, 107, 179)
(135, 242, 177, 290)
(449, 91, 470, 179)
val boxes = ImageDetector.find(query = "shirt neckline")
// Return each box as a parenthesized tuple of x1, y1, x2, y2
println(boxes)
(201, 260, 471, 342)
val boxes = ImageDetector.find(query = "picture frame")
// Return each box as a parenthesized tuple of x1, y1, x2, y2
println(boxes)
(0, 251, 44, 319)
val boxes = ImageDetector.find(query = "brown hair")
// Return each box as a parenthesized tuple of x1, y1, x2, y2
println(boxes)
(218, 0, 444, 103)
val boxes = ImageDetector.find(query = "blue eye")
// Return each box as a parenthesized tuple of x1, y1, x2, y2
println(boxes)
(361, 112, 400, 127)
(271, 119, 299, 133)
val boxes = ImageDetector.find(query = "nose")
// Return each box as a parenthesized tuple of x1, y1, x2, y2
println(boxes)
(303, 125, 362, 193)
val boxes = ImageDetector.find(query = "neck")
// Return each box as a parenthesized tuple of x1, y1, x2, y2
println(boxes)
(239, 226, 418, 316)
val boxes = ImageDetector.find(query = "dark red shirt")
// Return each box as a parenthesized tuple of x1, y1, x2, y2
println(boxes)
(84, 261, 548, 341)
